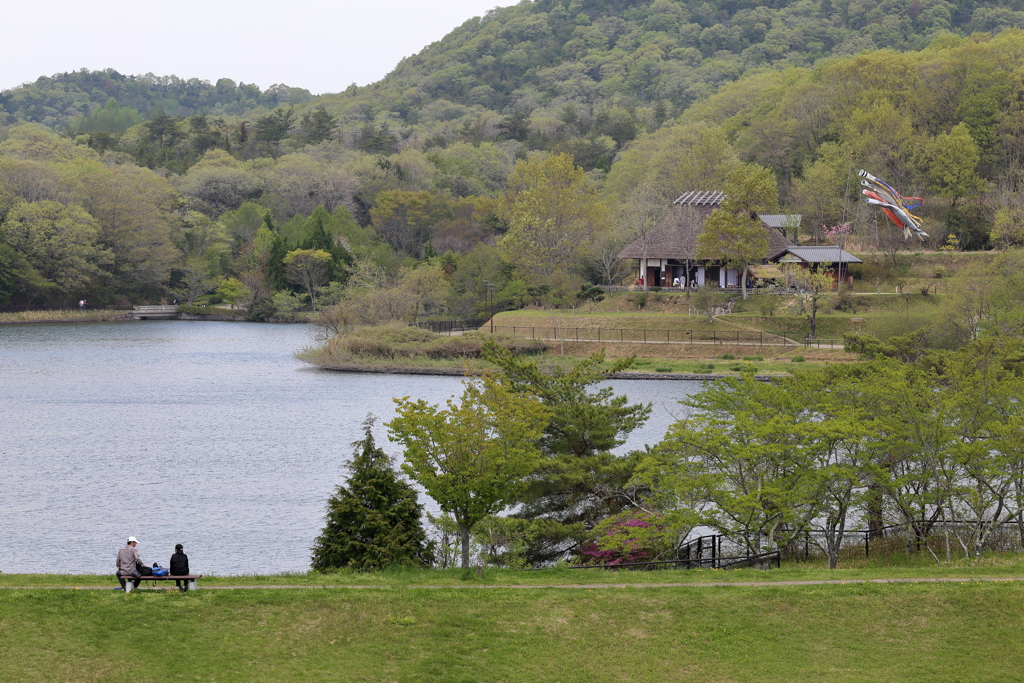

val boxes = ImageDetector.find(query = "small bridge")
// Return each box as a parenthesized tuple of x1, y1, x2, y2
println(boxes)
(133, 305, 179, 320)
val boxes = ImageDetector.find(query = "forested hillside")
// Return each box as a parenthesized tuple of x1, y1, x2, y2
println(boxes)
(3, 0, 1024, 315)
(0, 70, 313, 132)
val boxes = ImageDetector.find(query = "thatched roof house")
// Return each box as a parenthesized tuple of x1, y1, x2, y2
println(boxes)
(616, 191, 796, 288)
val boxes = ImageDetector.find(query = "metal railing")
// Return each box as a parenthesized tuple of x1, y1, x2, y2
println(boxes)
(569, 550, 781, 571)
(786, 520, 1024, 561)
(489, 325, 808, 347)
(415, 318, 486, 334)
(803, 338, 844, 349)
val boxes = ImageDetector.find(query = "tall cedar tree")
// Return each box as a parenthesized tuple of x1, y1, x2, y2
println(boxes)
(311, 417, 432, 571)
(482, 341, 652, 564)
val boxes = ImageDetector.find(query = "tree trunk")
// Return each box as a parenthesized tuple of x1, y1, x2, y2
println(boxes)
(741, 264, 749, 300)
(867, 483, 885, 539)
(460, 523, 471, 569)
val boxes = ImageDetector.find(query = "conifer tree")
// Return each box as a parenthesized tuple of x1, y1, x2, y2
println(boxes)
(311, 416, 432, 571)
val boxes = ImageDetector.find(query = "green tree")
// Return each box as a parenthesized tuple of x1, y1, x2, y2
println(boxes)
(220, 201, 268, 253)
(1, 200, 112, 299)
(283, 248, 332, 309)
(300, 106, 338, 145)
(498, 153, 607, 283)
(370, 190, 452, 258)
(658, 374, 820, 554)
(696, 163, 779, 300)
(177, 150, 262, 217)
(0, 242, 17, 304)
(311, 416, 432, 571)
(172, 211, 230, 304)
(924, 122, 990, 211)
(788, 264, 836, 338)
(483, 342, 652, 564)
(215, 277, 249, 308)
(387, 376, 551, 568)
(254, 107, 296, 157)
(791, 142, 850, 241)
(299, 206, 353, 283)
(76, 159, 180, 294)
(145, 108, 176, 149)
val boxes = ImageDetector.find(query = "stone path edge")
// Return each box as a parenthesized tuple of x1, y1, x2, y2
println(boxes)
(5, 577, 1024, 591)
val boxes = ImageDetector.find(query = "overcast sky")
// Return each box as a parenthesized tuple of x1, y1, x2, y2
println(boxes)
(2, 0, 512, 95)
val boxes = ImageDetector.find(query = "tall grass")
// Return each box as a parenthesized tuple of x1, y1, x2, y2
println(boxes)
(0, 309, 125, 324)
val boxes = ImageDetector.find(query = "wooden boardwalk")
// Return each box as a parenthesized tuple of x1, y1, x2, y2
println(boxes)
(132, 305, 178, 320)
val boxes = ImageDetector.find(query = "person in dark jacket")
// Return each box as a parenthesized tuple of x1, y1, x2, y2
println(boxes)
(170, 543, 190, 591)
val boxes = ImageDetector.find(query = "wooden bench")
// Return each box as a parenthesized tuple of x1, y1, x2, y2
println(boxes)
(123, 574, 202, 592)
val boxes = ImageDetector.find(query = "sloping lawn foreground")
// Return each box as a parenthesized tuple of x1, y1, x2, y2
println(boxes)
(2, 582, 1022, 682)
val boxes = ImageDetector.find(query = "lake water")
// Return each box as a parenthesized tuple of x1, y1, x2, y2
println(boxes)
(0, 321, 704, 575)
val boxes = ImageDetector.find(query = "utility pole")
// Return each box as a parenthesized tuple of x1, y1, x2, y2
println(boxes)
(484, 281, 495, 334)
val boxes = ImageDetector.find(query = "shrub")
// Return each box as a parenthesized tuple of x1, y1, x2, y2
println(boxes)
(631, 291, 648, 310)
(472, 516, 539, 569)
(324, 326, 548, 362)
(719, 353, 735, 360)
(246, 297, 277, 322)
(579, 510, 670, 565)
(832, 287, 857, 312)
(655, 366, 673, 372)
(792, 355, 805, 362)
(178, 304, 242, 317)
(757, 296, 781, 317)
(742, 355, 763, 361)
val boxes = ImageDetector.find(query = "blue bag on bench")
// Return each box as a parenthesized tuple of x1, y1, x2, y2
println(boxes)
(151, 563, 168, 577)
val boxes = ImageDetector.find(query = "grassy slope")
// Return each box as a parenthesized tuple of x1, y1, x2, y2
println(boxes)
(2, 578, 1022, 682)
(494, 288, 950, 346)
(7, 552, 1024, 587)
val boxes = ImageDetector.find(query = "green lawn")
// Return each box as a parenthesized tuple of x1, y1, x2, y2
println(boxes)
(2, 576, 1022, 681)
(6, 552, 1024, 587)
(496, 290, 952, 345)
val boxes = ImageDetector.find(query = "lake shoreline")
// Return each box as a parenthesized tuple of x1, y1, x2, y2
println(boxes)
(311, 361, 769, 381)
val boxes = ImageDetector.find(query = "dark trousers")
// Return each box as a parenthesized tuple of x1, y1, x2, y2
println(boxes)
(117, 573, 141, 590)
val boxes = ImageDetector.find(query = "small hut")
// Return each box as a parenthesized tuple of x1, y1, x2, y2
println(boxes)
(766, 246, 863, 288)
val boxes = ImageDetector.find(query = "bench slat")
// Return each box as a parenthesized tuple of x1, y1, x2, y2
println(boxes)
(139, 574, 203, 580)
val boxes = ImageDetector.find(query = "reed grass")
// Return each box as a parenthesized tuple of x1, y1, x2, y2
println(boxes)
(0, 309, 125, 324)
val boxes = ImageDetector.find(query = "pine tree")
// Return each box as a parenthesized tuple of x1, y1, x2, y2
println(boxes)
(311, 416, 433, 571)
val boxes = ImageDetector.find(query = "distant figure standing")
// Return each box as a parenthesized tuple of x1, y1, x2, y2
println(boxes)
(116, 537, 148, 590)
(170, 543, 190, 591)
(79, 300, 85, 310)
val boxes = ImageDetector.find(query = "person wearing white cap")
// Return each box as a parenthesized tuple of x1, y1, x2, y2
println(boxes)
(115, 537, 149, 590)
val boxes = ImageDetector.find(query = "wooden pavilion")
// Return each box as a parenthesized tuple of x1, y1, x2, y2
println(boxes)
(616, 191, 796, 289)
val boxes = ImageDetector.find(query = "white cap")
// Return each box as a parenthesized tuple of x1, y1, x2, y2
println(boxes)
(127, 536, 138, 543)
